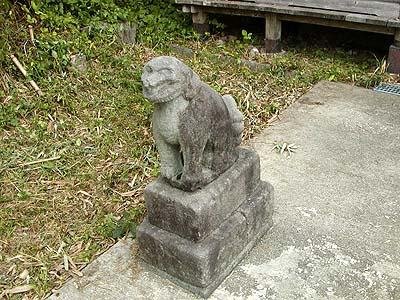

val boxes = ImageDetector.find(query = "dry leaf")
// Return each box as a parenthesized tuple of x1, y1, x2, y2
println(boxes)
(77, 190, 93, 198)
(280, 143, 287, 155)
(69, 240, 83, 255)
(18, 269, 29, 280)
(120, 190, 137, 197)
(128, 173, 138, 188)
(67, 256, 78, 270)
(6, 285, 33, 294)
(56, 241, 66, 256)
(7, 264, 16, 275)
(63, 255, 69, 271)
(71, 269, 84, 277)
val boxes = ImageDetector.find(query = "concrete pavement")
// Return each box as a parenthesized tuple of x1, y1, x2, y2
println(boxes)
(50, 81, 400, 300)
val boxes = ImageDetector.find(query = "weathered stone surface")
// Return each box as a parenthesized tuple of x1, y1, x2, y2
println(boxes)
(117, 21, 137, 44)
(137, 180, 273, 298)
(249, 47, 260, 58)
(141, 56, 244, 191)
(145, 148, 260, 241)
(139, 56, 273, 297)
(70, 54, 87, 72)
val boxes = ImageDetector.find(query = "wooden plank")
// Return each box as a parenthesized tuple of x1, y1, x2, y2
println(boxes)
(281, 14, 395, 34)
(232, 0, 400, 3)
(387, 19, 400, 27)
(176, 0, 400, 28)
(255, 0, 400, 18)
(176, 0, 347, 20)
(176, 0, 399, 19)
(345, 14, 391, 27)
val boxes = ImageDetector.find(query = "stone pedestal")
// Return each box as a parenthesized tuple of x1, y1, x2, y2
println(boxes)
(137, 148, 274, 298)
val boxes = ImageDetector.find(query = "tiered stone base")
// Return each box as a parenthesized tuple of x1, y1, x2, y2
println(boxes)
(137, 148, 274, 298)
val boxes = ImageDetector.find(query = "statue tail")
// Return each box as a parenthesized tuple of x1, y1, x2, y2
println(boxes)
(222, 95, 244, 144)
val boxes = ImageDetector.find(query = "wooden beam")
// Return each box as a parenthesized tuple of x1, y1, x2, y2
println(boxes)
(175, 0, 400, 28)
(183, 5, 396, 35)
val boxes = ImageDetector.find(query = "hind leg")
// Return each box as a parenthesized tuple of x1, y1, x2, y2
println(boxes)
(179, 138, 208, 191)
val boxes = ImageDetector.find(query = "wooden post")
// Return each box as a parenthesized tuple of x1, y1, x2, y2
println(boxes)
(388, 28, 400, 73)
(265, 13, 282, 53)
(192, 10, 209, 35)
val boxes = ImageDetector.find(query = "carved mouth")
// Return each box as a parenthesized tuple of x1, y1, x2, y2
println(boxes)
(143, 82, 178, 103)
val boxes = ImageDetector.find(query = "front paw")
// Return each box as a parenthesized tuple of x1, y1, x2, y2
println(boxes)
(179, 175, 202, 191)
(180, 169, 214, 191)
(160, 166, 180, 180)
(164, 173, 183, 189)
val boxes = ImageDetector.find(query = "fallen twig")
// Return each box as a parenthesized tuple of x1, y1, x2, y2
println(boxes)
(10, 54, 43, 96)
(19, 156, 61, 167)
(77, 190, 94, 198)
(10, 54, 27, 77)
(28, 25, 35, 44)
(112, 188, 139, 197)
(267, 113, 279, 124)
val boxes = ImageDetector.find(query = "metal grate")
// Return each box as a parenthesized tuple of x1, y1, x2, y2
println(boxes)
(374, 84, 400, 96)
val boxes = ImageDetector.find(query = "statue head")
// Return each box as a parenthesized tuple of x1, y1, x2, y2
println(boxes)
(141, 56, 200, 103)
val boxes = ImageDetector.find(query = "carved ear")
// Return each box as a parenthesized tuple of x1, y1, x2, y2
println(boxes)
(183, 69, 201, 101)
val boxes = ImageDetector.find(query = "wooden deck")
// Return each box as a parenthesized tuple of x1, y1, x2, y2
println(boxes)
(175, 0, 400, 72)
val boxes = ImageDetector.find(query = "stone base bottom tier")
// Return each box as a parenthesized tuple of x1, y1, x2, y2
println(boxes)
(137, 181, 274, 298)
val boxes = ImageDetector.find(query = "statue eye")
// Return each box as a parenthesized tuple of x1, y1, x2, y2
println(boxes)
(145, 66, 153, 73)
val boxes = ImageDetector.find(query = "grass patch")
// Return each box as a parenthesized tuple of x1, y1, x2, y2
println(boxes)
(1, 2, 399, 299)
(0, 44, 156, 299)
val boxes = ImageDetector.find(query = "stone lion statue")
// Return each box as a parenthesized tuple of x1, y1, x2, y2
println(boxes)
(141, 56, 244, 191)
